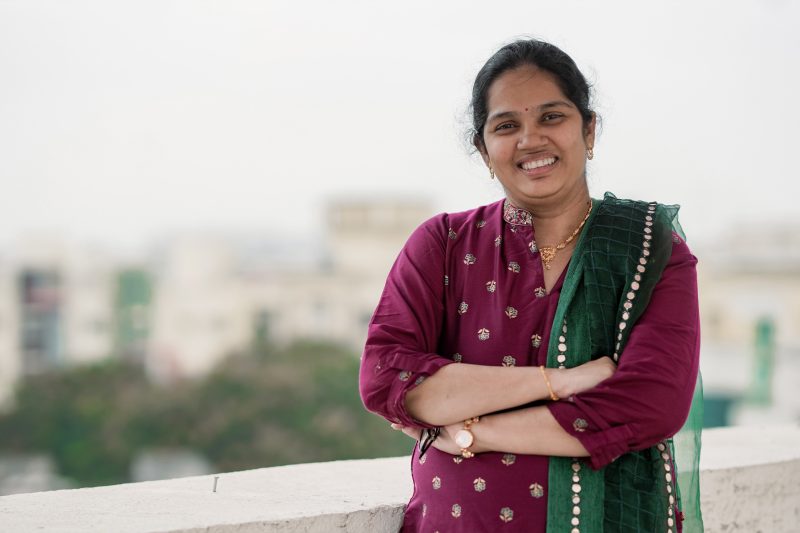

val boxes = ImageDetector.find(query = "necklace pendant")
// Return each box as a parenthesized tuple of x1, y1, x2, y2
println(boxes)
(540, 247, 556, 269)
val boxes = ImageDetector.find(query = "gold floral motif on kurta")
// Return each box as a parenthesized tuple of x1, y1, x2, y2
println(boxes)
(501, 454, 516, 466)
(529, 483, 544, 498)
(531, 334, 542, 348)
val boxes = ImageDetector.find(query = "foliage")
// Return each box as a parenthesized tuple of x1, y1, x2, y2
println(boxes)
(0, 340, 411, 487)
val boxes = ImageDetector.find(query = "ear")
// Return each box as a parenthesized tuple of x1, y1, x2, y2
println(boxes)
(474, 136, 491, 167)
(584, 112, 597, 148)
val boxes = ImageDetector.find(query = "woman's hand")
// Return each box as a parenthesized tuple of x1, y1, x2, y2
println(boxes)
(390, 423, 463, 455)
(549, 356, 617, 399)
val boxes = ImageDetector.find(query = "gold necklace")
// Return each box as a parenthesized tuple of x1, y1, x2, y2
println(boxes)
(538, 201, 593, 270)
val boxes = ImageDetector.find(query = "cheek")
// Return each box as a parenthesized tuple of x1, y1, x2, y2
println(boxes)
(557, 135, 587, 160)
(486, 139, 514, 162)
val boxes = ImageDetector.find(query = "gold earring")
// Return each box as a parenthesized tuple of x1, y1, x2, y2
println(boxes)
(489, 164, 495, 180)
(587, 147, 594, 160)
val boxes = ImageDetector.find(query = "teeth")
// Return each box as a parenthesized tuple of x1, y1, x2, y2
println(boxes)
(521, 157, 556, 170)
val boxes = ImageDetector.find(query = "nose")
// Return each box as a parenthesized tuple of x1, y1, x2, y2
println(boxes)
(517, 122, 547, 150)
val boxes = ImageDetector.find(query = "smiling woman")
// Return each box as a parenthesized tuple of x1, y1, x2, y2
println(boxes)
(359, 39, 703, 533)
(480, 69, 594, 215)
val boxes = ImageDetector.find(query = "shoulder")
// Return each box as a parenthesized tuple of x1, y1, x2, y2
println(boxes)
(667, 231, 697, 267)
(443, 199, 505, 232)
(596, 191, 666, 216)
(591, 190, 696, 264)
(596, 191, 679, 222)
(407, 199, 505, 247)
(596, 191, 686, 238)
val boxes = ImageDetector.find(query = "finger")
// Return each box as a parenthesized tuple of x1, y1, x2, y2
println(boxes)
(390, 423, 403, 430)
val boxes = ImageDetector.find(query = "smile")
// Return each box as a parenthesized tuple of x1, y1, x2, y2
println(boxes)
(519, 157, 558, 171)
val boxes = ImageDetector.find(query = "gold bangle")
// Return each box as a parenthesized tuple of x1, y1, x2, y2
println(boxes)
(539, 365, 559, 401)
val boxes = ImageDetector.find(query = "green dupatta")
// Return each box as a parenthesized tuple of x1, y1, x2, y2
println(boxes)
(545, 193, 703, 533)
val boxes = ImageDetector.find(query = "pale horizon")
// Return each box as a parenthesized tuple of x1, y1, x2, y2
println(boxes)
(2, 0, 798, 254)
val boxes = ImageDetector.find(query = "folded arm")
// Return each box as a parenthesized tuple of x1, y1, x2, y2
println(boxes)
(454, 238, 700, 467)
(405, 356, 616, 426)
(360, 214, 556, 427)
(360, 214, 618, 432)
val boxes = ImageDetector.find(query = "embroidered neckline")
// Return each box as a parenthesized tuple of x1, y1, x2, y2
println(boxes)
(502, 200, 533, 226)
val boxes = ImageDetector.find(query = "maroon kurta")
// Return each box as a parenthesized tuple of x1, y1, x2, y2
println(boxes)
(360, 198, 700, 532)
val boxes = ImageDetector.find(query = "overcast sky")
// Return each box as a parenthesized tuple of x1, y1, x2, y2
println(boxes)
(1, 0, 798, 253)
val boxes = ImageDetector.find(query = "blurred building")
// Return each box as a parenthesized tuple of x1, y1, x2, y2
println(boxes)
(245, 199, 431, 344)
(698, 224, 800, 350)
(146, 235, 250, 382)
(0, 199, 432, 403)
(0, 454, 73, 495)
(696, 223, 800, 426)
(130, 449, 212, 482)
(113, 269, 153, 364)
(147, 199, 431, 382)
(5, 206, 795, 422)
(0, 237, 114, 407)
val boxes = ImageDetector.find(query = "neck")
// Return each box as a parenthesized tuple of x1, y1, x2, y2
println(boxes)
(528, 190, 592, 245)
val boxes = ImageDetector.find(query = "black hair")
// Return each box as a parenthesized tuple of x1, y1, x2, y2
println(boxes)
(469, 39, 595, 152)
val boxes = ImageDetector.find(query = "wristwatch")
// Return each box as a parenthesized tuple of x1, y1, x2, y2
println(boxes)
(454, 416, 480, 458)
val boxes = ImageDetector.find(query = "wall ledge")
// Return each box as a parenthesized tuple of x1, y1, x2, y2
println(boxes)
(1, 425, 799, 532)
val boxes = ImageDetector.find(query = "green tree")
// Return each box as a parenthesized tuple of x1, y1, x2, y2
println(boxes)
(0, 361, 151, 486)
(0, 340, 411, 487)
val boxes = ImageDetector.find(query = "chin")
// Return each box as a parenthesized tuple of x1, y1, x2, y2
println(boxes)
(514, 186, 558, 202)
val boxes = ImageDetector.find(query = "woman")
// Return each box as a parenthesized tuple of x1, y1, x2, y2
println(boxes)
(359, 39, 701, 533)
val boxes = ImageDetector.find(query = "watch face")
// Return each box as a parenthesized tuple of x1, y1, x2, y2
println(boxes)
(454, 429, 474, 449)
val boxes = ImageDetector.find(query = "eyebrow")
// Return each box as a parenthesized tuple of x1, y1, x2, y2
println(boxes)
(487, 100, 574, 123)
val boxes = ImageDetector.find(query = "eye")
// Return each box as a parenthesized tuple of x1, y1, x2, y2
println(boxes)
(542, 113, 564, 122)
(494, 122, 517, 132)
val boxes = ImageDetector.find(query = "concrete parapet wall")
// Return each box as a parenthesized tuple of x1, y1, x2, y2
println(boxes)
(1, 425, 798, 532)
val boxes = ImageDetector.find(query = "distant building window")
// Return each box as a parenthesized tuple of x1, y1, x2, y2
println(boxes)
(18, 269, 62, 373)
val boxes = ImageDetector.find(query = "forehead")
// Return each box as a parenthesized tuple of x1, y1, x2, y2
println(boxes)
(486, 66, 569, 113)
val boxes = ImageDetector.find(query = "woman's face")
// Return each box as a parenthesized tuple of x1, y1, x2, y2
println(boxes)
(480, 66, 595, 211)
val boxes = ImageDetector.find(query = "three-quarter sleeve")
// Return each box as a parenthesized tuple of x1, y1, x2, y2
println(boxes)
(359, 214, 455, 428)
(547, 235, 700, 469)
